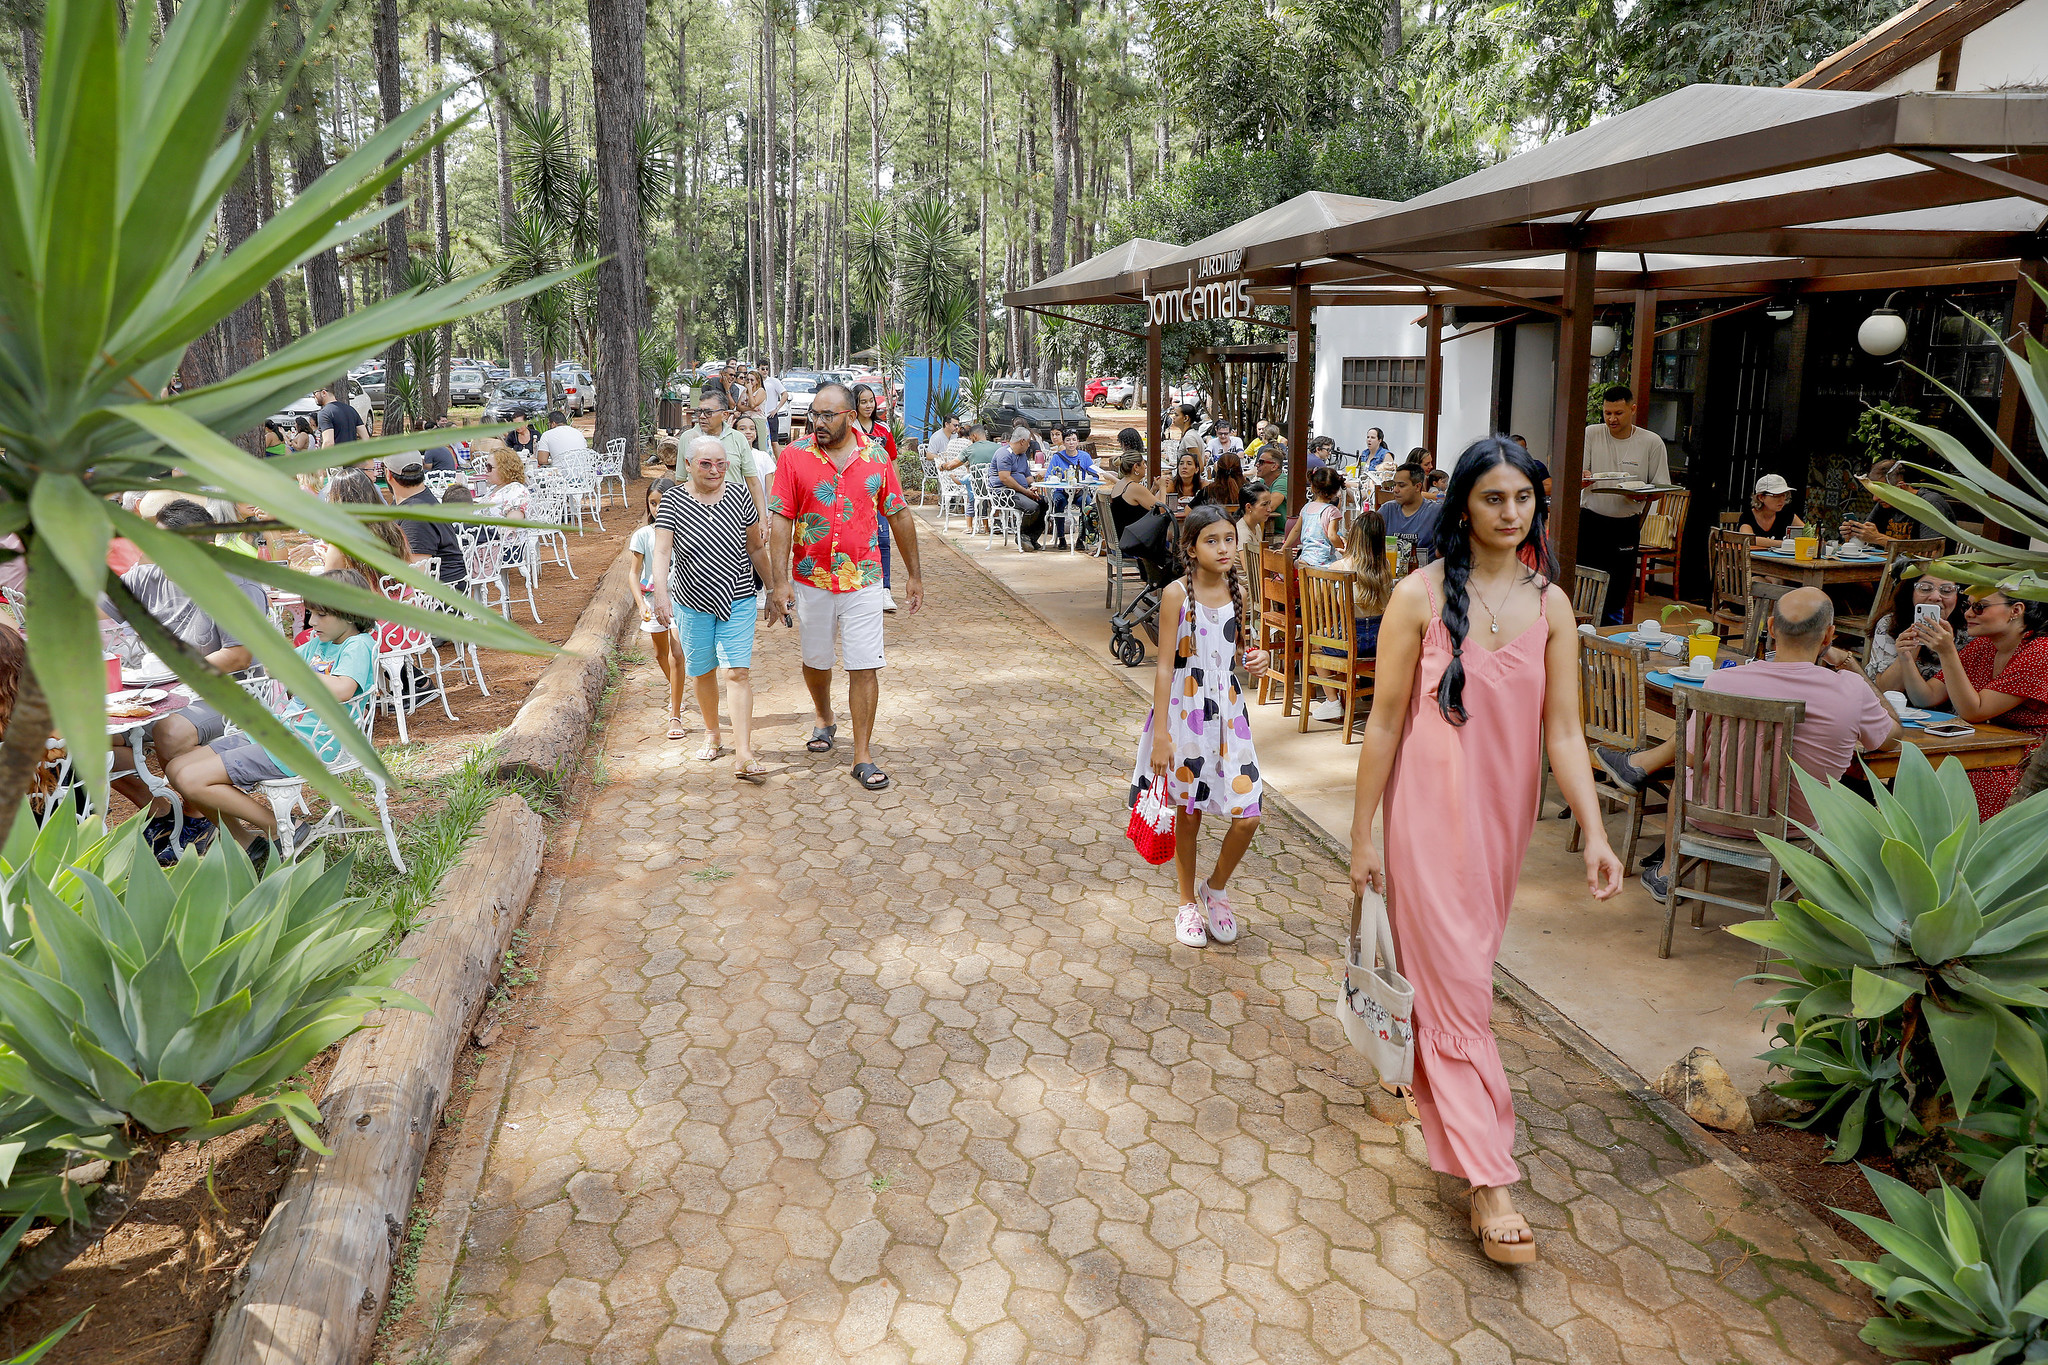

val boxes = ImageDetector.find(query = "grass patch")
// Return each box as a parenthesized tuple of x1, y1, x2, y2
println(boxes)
(690, 864, 734, 885)
(342, 745, 511, 947)
(378, 1189, 435, 1331)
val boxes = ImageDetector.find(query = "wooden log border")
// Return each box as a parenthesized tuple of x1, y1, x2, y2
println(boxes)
(202, 793, 544, 1365)
(493, 544, 642, 785)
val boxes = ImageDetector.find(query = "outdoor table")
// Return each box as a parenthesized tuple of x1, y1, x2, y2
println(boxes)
(1032, 480, 1104, 552)
(1595, 626, 2034, 783)
(106, 687, 192, 738)
(1749, 547, 1888, 590)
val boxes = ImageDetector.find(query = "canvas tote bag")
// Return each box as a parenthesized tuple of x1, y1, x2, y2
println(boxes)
(1339, 889, 1415, 1086)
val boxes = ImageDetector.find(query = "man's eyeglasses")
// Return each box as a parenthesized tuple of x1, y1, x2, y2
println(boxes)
(810, 406, 850, 419)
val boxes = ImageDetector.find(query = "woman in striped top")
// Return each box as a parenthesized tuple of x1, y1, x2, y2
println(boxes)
(648, 435, 776, 781)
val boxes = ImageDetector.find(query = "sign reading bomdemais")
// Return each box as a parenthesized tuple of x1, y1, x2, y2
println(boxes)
(1143, 247, 1254, 324)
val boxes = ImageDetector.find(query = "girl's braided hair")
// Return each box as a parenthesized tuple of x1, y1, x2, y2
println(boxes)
(1177, 505, 1247, 664)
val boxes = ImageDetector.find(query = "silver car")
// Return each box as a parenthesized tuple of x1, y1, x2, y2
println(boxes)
(449, 368, 487, 406)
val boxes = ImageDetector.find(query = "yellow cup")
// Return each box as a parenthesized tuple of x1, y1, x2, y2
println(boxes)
(1688, 633, 1720, 664)
(1385, 547, 1401, 578)
(1792, 536, 1819, 561)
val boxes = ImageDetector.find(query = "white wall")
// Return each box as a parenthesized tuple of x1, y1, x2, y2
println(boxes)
(1311, 304, 1503, 459)
(1873, 0, 2048, 92)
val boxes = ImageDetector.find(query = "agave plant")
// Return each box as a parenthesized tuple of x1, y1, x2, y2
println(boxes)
(0, 0, 574, 828)
(1735, 745, 2048, 1124)
(0, 808, 420, 1302)
(1952, 1068, 2048, 1201)
(1839, 1147, 2048, 1361)
(1758, 1013, 1920, 1161)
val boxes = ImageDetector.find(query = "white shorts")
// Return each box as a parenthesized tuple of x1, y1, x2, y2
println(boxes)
(794, 583, 887, 672)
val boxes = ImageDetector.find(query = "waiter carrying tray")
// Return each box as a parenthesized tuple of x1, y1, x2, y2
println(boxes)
(1578, 385, 1669, 625)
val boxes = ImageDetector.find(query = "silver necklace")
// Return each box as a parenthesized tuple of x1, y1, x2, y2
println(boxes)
(1471, 575, 1517, 634)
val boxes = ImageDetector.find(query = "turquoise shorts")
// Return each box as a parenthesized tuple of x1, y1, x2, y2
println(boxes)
(675, 593, 759, 676)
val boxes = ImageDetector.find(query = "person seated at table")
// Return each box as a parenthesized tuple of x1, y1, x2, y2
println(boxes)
(1356, 427, 1395, 478)
(102, 499, 272, 860)
(1509, 434, 1552, 497)
(482, 448, 530, 521)
(1307, 435, 1336, 471)
(166, 570, 382, 867)
(1251, 444, 1288, 510)
(1840, 458, 1956, 550)
(1206, 421, 1245, 464)
(1156, 445, 1204, 504)
(1592, 588, 1901, 897)
(1866, 569, 1966, 685)
(290, 416, 316, 453)
(1193, 450, 1246, 511)
(535, 409, 590, 467)
(1283, 466, 1346, 567)
(1039, 432, 1101, 551)
(1890, 588, 2048, 819)
(994, 427, 1051, 551)
(1307, 507, 1394, 723)
(1378, 462, 1442, 564)
(389, 454, 469, 590)
(1237, 479, 1283, 561)
(931, 414, 971, 499)
(503, 420, 539, 462)
(420, 440, 459, 473)
(1425, 469, 1449, 501)
(1738, 473, 1804, 545)
(319, 471, 421, 580)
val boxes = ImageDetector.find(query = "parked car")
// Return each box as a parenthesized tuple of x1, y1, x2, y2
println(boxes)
(269, 378, 371, 434)
(1083, 376, 1112, 404)
(483, 378, 549, 424)
(989, 381, 1090, 442)
(783, 375, 820, 423)
(696, 359, 726, 378)
(448, 368, 487, 406)
(553, 366, 596, 415)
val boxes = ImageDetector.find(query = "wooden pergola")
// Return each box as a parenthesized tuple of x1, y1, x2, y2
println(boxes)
(1005, 85, 2048, 586)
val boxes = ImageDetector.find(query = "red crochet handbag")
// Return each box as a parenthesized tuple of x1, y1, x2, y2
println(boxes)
(1125, 783, 1177, 865)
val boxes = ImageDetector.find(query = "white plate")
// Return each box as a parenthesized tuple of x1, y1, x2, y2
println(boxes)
(107, 688, 167, 706)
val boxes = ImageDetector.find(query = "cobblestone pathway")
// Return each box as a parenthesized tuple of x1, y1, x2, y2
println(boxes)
(437, 541, 1874, 1365)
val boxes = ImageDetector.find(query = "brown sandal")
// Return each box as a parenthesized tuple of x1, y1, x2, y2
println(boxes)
(1470, 1204, 1537, 1265)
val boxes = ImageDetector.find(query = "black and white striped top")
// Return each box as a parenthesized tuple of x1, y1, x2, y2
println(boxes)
(654, 482, 760, 620)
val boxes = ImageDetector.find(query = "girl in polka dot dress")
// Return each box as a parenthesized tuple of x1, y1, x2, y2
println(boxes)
(1130, 506, 1271, 948)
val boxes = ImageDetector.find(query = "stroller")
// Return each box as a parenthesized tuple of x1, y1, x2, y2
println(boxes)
(1108, 501, 1180, 668)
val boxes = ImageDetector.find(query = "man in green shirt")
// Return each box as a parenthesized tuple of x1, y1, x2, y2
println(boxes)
(694, 391, 765, 518)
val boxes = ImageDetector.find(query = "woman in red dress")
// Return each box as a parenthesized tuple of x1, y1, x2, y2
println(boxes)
(1894, 590, 2048, 818)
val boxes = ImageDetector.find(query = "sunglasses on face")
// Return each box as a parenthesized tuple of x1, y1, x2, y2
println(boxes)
(1967, 598, 2009, 613)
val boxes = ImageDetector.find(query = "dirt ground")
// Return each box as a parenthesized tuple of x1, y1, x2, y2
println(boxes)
(0, 465, 654, 1365)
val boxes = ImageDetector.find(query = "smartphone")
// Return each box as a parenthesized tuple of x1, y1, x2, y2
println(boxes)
(1915, 601, 1942, 626)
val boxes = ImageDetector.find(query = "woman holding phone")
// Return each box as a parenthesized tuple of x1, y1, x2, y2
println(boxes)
(1867, 570, 1967, 686)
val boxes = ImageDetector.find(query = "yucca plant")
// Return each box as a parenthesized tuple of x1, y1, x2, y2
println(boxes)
(1737, 745, 2048, 1127)
(1838, 1147, 2048, 1361)
(0, 0, 576, 830)
(1868, 276, 2048, 805)
(0, 809, 421, 1303)
(961, 369, 997, 427)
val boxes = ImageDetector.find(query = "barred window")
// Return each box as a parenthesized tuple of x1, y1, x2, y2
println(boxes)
(1341, 357, 1425, 412)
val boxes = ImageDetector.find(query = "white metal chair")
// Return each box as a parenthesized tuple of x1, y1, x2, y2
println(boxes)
(936, 463, 972, 530)
(374, 570, 460, 744)
(464, 536, 509, 618)
(971, 466, 1018, 549)
(424, 470, 462, 498)
(597, 439, 628, 508)
(234, 673, 407, 872)
(553, 452, 606, 532)
(503, 531, 543, 624)
(526, 491, 578, 579)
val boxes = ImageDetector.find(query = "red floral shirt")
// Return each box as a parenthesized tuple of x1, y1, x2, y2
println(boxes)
(768, 434, 906, 593)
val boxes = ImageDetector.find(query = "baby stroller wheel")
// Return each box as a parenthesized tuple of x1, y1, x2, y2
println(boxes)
(1117, 633, 1147, 668)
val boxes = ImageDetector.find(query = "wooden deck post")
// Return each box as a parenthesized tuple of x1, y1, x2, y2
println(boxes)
(1145, 320, 1163, 483)
(1423, 303, 1443, 459)
(1550, 247, 1599, 588)
(1992, 260, 2046, 546)
(1288, 274, 1313, 516)
(1632, 289, 1657, 413)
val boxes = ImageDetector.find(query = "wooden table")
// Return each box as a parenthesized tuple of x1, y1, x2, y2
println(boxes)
(1749, 549, 1888, 589)
(1593, 625, 2034, 781)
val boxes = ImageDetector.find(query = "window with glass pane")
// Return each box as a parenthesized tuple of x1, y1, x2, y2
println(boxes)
(1341, 357, 1425, 411)
(1924, 300, 2009, 400)
(1652, 312, 1700, 391)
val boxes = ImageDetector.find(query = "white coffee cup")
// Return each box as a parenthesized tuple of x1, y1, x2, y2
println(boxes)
(1688, 654, 1715, 678)
(1884, 690, 1909, 714)
(1637, 619, 1663, 639)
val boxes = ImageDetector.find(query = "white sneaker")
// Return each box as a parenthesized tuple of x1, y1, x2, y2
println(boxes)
(1310, 697, 1343, 722)
(883, 591, 899, 614)
(1198, 880, 1239, 943)
(1174, 901, 1209, 947)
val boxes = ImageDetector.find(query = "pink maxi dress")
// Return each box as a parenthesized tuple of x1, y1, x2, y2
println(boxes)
(1382, 575, 1554, 1189)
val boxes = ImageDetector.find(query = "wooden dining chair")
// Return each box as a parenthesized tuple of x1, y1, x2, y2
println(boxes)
(1570, 566, 1610, 625)
(1634, 488, 1692, 603)
(1707, 528, 1754, 632)
(1658, 688, 1807, 958)
(1298, 564, 1375, 741)
(1256, 547, 1302, 714)
(1569, 634, 1667, 872)
(1739, 581, 1793, 660)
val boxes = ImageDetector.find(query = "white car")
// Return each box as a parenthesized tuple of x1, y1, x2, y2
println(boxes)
(782, 375, 819, 422)
(554, 366, 596, 415)
(1106, 377, 1137, 408)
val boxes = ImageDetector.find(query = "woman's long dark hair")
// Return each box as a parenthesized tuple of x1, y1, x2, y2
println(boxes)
(1176, 505, 1247, 663)
(1434, 436, 1556, 727)
(852, 383, 879, 425)
(1206, 451, 1246, 508)
(1167, 447, 1203, 498)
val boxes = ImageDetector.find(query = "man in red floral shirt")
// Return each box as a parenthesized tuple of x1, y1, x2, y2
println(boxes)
(768, 382, 924, 792)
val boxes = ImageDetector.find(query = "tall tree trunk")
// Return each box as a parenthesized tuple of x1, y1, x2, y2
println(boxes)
(589, 0, 648, 473)
(783, 22, 798, 368)
(1026, 105, 1047, 387)
(868, 9, 881, 197)
(1382, 0, 1401, 92)
(840, 58, 851, 362)
(672, 12, 690, 371)
(18, 12, 40, 137)
(978, 45, 990, 378)
(374, 0, 411, 433)
(154, 0, 171, 34)
(256, 139, 293, 352)
(219, 163, 265, 379)
(284, 7, 344, 330)
(1048, 53, 1070, 281)
(760, 15, 777, 371)
(430, 21, 452, 422)
(491, 34, 525, 377)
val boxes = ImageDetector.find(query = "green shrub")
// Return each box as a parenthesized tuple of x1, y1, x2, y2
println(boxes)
(1840, 1148, 2048, 1362)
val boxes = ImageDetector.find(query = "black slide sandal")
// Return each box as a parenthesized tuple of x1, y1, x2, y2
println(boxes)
(806, 724, 837, 753)
(851, 762, 891, 791)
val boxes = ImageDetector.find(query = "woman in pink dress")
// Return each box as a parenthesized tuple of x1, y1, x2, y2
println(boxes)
(1349, 437, 1622, 1264)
